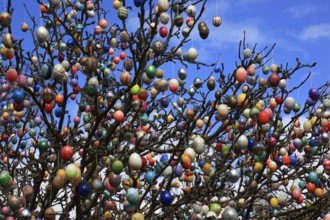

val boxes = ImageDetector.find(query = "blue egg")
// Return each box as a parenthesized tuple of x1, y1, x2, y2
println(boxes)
(198, 160, 206, 168)
(76, 1, 84, 10)
(298, 180, 305, 189)
(248, 138, 256, 151)
(126, 188, 139, 204)
(160, 191, 172, 206)
(160, 154, 169, 164)
(134, 0, 142, 7)
(55, 108, 63, 118)
(145, 171, 156, 184)
(13, 89, 25, 103)
(103, 45, 110, 53)
(12, 137, 18, 144)
(66, 38, 74, 47)
(41, 63, 52, 80)
(214, 64, 221, 73)
(308, 172, 318, 183)
(316, 179, 323, 188)
(79, 183, 91, 197)
(275, 157, 282, 166)
(34, 84, 41, 92)
(290, 155, 297, 165)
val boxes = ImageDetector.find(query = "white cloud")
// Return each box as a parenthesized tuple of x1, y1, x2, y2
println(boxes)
(285, 4, 319, 18)
(300, 23, 330, 41)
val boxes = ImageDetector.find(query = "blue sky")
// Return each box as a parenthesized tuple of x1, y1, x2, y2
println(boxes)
(8, 0, 330, 105)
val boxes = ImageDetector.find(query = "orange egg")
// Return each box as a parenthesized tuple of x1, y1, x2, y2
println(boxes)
(314, 188, 324, 197)
(282, 155, 291, 165)
(2, 112, 9, 120)
(40, 4, 49, 13)
(202, 163, 211, 174)
(196, 119, 204, 128)
(55, 94, 64, 105)
(270, 98, 277, 109)
(268, 161, 277, 172)
(247, 65, 256, 76)
(57, 169, 66, 178)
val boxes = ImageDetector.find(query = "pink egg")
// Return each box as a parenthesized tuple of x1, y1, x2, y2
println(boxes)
(324, 213, 330, 220)
(99, 19, 108, 29)
(1, 206, 10, 214)
(291, 189, 301, 200)
(235, 67, 247, 84)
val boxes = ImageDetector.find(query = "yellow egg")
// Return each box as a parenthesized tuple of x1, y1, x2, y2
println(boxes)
(254, 162, 263, 173)
(237, 93, 248, 106)
(283, 178, 289, 186)
(310, 117, 317, 126)
(270, 197, 278, 208)
(303, 121, 312, 132)
(113, 0, 121, 9)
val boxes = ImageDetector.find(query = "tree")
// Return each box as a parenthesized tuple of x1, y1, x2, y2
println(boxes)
(0, 0, 329, 219)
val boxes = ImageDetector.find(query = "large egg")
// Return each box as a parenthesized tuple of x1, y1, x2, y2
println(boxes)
(126, 188, 139, 204)
(218, 104, 229, 118)
(129, 153, 142, 170)
(158, 0, 169, 12)
(36, 26, 49, 43)
(192, 135, 205, 154)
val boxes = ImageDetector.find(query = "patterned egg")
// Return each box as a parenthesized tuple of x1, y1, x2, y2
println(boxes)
(213, 16, 222, 27)
(118, 6, 128, 20)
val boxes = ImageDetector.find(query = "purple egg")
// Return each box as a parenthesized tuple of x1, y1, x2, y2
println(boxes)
(176, 121, 185, 130)
(34, 116, 42, 126)
(195, 175, 202, 184)
(160, 96, 169, 108)
(308, 88, 320, 101)
(17, 75, 27, 87)
(174, 165, 183, 177)
(306, 97, 317, 106)
(267, 136, 277, 147)
(71, 78, 78, 87)
(293, 138, 302, 150)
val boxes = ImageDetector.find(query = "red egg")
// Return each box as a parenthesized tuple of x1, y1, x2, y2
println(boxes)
(6, 69, 18, 82)
(268, 73, 280, 87)
(119, 52, 126, 60)
(186, 17, 194, 28)
(40, 4, 49, 13)
(114, 110, 125, 123)
(169, 79, 179, 93)
(323, 160, 330, 170)
(258, 110, 269, 124)
(113, 56, 120, 64)
(282, 155, 291, 165)
(296, 194, 304, 204)
(181, 153, 192, 169)
(264, 108, 273, 120)
(235, 67, 247, 84)
(159, 26, 168, 38)
(45, 103, 53, 113)
(61, 146, 74, 161)
(306, 182, 316, 193)
(275, 96, 282, 104)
